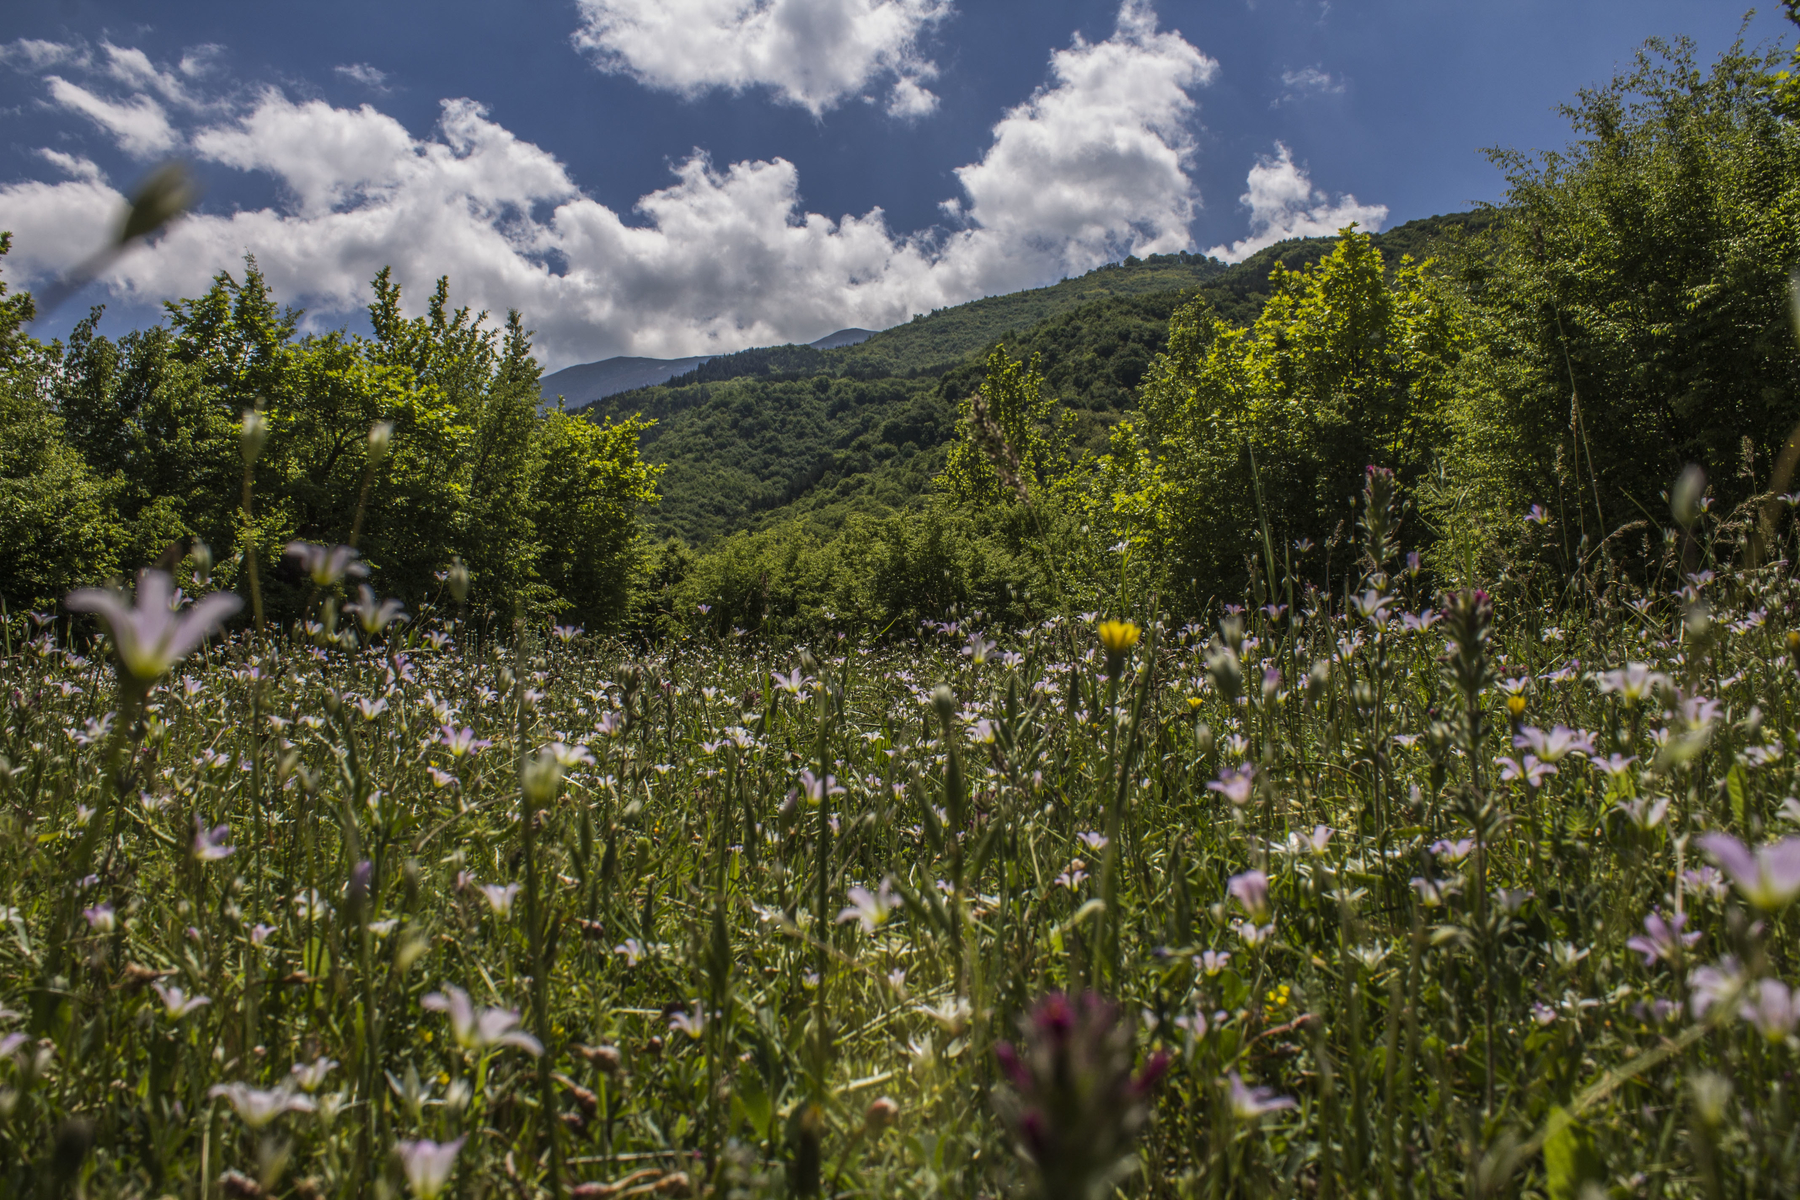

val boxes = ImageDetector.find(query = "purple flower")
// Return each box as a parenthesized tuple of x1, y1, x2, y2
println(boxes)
(1497, 754, 1557, 788)
(1228, 870, 1270, 923)
(1207, 763, 1257, 807)
(797, 768, 845, 804)
(1224, 1070, 1297, 1120)
(1697, 832, 1800, 911)
(1740, 979, 1800, 1042)
(1512, 725, 1595, 763)
(437, 725, 492, 758)
(193, 817, 235, 862)
(209, 1081, 314, 1128)
(1624, 910, 1699, 966)
(992, 992, 1168, 1200)
(66, 570, 241, 687)
(1689, 957, 1746, 1018)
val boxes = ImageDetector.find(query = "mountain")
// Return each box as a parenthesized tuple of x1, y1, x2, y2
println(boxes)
(540, 328, 878, 409)
(573, 214, 1492, 545)
(540, 355, 713, 409)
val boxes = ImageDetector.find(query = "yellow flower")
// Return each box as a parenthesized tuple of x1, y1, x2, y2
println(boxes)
(1096, 619, 1141, 656)
(1185, 696, 1204, 711)
(1506, 694, 1527, 718)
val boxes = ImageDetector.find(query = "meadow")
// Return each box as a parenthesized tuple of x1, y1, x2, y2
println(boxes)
(5, 461, 1800, 1200)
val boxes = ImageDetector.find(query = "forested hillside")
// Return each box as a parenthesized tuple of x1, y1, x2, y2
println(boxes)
(581, 212, 1492, 544)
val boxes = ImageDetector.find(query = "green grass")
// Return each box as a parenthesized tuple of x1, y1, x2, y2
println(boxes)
(3, 481, 1798, 1198)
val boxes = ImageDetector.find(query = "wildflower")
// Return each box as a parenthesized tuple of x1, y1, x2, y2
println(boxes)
(1235, 920, 1276, 948)
(437, 725, 492, 758)
(1683, 866, 1728, 903)
(1739, 979, 1800, 1042)
(1696, 832, 1800, 911)
(192, 818, 235, 862)
(345, 585, 406, 636)
(1430, 838, 1474, 863)
(479, 884, 521, 917)
(293, 890, 332, 922)
(837, 879, 897, 933)
(1497, 754, 1557, 788)
(209, 1082, 314, 1128)
(354, 696, 388, 720)
(1594, 753, 1637, 779)
(1512, 725, 1595, 762)
(394, 1137, 464, 1200)
(668, 1008, 706, 1038)
(520, 750, 566, 805)
(1616, 796, 1670, 832)
(1207, 763, 1257, 807)
(992, 992, 1168, 1200)
(1078, 831, 1109, 851)
(284, 543, 368, 588)
(1530, 1002, 1557, 1026)
(290, 1056, 337, 1092)
(1055, 860, 1089, 889)
(1227, 870, 1270, 923)
(1223, 1071, 1296, 1121)
(65, 570, 242, 689)
(796, 768, 845, 805)
(542, 741, 595, 769)
(250, 924, 277, 945)
(151, 982, 211, 1020)
(1195, 950, 1230, 976)
(1096, 619, 1140, 676)
(82, 904, 115, 933)
(1594, 663, 1669, 706)
(964, 633, 997, 664)
(1625, 910, 1699, 966)
(614, 938, 644, 966)
(420, 986, 542, 1055)
(1689, 957, 1745, 1018)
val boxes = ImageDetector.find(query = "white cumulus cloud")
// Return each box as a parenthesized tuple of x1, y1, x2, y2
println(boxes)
(1204, 142, 1386, 263)
(44, 76, 178, 157)
(570, 0, 952, 117)
(1, 2, 1218, 369)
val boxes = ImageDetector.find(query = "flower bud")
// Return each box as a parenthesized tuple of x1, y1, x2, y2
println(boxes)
(447, 556, 471, 605)
(190, 541, 213, 588)
(367, 421, 394, 467)
(931, 684, 956, 724)
(240, 409, 268, 465)
(118, 162, 197, 245)
(1671, 464, 1705, 529)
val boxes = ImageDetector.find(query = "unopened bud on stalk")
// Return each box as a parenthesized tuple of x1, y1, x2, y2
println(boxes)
(931, 684, 956, 724)
(190, 541, 213, 588)
(119, 163, 197, 245)
(367, 421, 394, 467)
(1671, 464, 1706, 529)
(447, 557, 470, 605)
(240, 409, 268, 464)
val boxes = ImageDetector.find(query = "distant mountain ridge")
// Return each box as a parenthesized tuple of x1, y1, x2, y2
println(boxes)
(541, 328, 876, 408)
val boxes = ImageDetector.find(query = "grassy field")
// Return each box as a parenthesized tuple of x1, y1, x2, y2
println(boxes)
(3, 474, 1800, 1199)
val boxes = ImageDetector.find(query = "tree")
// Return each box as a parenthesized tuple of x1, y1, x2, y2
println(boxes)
(940, 347, 1069, 507)
(1134, 229, 1460, 605)
(1448, 35, 1800, 560)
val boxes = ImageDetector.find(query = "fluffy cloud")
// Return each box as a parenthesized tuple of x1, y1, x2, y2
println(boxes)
(1, 7, 1230, 367)
(570, 0, 952, 117)
(43, 76, 177, 157)
(1204, 143, 1386, 263)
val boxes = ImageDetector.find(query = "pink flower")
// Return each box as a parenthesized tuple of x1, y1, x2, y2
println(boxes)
(1697, 832, 1800, 911)
(421, 986, 542, 1055)
(1227, 871, 1270, 923)
(66, 570, 241, 687)
(1625, 910, 1699, 966)
(394, 1137, 464, 1200)
(1224, 1071, 1296, 1120)
(1207, 764, 1257, 807)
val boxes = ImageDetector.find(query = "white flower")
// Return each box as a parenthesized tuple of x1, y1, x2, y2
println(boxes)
(395, 1137, 464, 1200)
(209, 1081, 314, 1128)
(66, 570, 241, 687)
(152, 982, 211, 1020)
(421, 986, 542, 1055)
(290, 1056, 338, 1092)
(479, 883, 521, 917)
(836, 879, 897, 934)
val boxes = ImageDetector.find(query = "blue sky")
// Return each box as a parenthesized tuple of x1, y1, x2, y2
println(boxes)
(0, 0, 1787, 368)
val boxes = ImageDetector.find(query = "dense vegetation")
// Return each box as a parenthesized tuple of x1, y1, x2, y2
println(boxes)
(2, 24, 1800, 1200)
